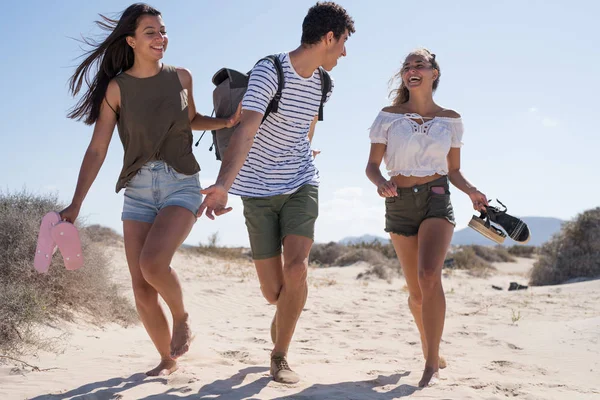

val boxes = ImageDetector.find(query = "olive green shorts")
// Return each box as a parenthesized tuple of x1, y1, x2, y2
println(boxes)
(241, 184, 318, 260)
(385, 176, 456, 237)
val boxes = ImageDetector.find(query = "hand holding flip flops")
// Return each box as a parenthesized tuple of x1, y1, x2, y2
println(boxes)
(34, 210, 84, 273)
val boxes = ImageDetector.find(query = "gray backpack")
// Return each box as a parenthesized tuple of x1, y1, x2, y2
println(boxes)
(195, 55, 331, 160)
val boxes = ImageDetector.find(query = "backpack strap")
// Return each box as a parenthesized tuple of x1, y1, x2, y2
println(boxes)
(317, 67, 331, 121)
(194, 109, 215, 147)
(257, 55, 285, 123)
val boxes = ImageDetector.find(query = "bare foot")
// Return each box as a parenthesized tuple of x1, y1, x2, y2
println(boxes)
(170, 314, 192, 359)
(418, 366, 440, 387)
(421, 342, 447, 369)
(146, 359, 178, 376)
(439, 355, 447, 369)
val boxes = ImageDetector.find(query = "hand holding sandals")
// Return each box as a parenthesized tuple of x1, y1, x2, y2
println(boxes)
(467, 187, 488, 212)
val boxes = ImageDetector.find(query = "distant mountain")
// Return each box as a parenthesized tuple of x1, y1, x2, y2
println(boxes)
(339, 234, 390, 245)
(451, 216, 564, 247)
(338, 217, 565, 247)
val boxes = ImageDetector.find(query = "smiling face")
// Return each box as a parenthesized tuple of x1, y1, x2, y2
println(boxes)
(126, 14, 168, 61)
(401, 54, 438, 93)
(321, 29, 349, 71)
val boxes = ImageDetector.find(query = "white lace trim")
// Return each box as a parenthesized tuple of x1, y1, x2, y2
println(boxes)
(388, 169, 448, 177)
(368, 110, 464, 177)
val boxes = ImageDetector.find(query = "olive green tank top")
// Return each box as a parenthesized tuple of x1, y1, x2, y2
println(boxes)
(114, 64, 200, 192)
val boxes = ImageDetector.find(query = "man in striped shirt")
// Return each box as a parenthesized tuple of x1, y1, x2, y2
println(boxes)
(198, 2, 355, 384)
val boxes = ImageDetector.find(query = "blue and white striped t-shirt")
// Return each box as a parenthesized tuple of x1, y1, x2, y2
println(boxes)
(229, 53, 334, 198)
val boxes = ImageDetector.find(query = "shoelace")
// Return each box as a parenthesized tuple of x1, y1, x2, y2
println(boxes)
(273, 356, 291, 371)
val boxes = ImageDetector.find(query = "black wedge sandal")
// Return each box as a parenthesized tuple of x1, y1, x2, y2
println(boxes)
(468, 210, 507, 244)
(485, 200, 531, 244)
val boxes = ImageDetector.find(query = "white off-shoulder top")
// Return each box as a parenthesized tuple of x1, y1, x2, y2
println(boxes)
(369, 111, 464, 177)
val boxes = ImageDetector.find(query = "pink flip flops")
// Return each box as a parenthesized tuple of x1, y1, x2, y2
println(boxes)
(34, 211, 83, 273)
(34, 211, 61, 273)
(50, 221, 84, 271)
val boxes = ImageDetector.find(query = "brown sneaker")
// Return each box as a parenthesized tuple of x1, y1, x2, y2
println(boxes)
(270, 353, 300, 384)
(270, 311, 277, 344)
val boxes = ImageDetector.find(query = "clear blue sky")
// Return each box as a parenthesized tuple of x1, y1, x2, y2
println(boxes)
(1, 0, 598, 247)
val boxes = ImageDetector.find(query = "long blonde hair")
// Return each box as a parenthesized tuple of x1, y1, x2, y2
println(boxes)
(389, 48, 441, 106)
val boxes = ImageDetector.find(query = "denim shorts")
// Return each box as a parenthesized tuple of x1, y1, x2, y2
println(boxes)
(122, 161, 202, 224)
(384, 175, 456, 236)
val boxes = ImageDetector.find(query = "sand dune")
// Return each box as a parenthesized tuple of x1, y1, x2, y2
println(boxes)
(1, 243, 599, 399)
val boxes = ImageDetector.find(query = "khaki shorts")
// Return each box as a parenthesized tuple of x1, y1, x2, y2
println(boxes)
(241, 184, 318, 260)
(385, 176, 455, 237)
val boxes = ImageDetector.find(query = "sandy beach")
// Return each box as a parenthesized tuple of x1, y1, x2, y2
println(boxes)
(1, 242, 599, 400)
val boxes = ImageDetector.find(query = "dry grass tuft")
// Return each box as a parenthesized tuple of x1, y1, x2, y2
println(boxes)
(507, 245, 537, 258)
(186, 232, 252, 261)
(446, 246, 496, 278)
(0, 191, 137, 355)
(530, 207, 600, 286)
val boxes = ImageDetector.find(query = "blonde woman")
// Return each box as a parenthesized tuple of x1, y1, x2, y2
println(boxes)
(365, 48, 487, 387)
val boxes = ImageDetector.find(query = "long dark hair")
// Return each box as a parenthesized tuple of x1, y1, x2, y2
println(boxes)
(389, 48, 441, 106)
(67, 3, 161, 125)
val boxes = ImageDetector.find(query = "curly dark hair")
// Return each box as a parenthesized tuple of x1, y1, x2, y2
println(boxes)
(301, 2, 355, 45)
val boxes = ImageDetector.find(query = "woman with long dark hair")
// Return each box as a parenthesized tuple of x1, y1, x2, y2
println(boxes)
(365, 48, 488, 387)
(60, 3, 240, 376)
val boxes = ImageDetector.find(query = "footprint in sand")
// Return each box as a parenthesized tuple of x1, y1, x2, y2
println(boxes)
(168, 374, 199, 387)
(248, 337, 268, 344)
(119, 353, 144, 359)
(219, 350, 259, 365)
(299, 347, 320, 354)
(487, 360, 549, 376)
(490, 360, 513, 368)
(469, 383, 490, 390)
(493, 383, 524, 397)
(480, 337, 502, 347)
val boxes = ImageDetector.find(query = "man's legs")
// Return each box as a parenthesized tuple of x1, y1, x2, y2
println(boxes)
(244, 185, 318, 383)
(242, 194, 285, 348)
(253, 236, 310, 384)
(274, 235, 311, 355)
(269, 185, 318, 383)
(254, 256, 283, 344)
